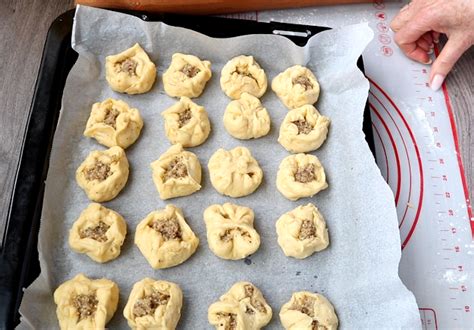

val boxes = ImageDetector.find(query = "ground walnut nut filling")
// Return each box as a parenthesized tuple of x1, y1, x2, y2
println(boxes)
(292, 75, 313, 90)
(178, 108, 192, 128)
(292, 119, 313, 135)
(150, 217, 182, 241)
(132, 290, 170, 318)
(181, 63, 200, 78)
(117, 58, 138, 76)
(291, 295, 316, 318)
(72, 293, 98, 321)
(233, 65, 258, 83)
(79, 221, 110, 242)
(298, 219, 316, 240)
(164, 157, 188, 181)
(216, 312, 238, 330)
(244, 284, 267, 314)
(295, 164, 316, 183)
(220, 227, 252, 243)
(290, 295, 329, 330)
(85, 161, 112, 182)
(103, 107, 120, 129)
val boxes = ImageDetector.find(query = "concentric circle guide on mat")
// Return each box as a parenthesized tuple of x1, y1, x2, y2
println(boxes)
(227, 1, 473, 328)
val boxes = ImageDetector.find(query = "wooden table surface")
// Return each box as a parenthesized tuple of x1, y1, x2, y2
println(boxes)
(0, 0, 472, 244)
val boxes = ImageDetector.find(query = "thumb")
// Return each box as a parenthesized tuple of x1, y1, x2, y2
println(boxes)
(430, 36, 470, 90)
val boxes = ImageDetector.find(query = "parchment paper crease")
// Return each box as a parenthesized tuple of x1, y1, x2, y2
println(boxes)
(19, 5, 420, 329)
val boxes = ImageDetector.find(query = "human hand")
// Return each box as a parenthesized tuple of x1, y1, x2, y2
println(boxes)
(391, 0, 474, 90)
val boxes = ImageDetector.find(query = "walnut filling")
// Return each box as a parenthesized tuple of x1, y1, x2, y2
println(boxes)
(103, 107, 120, 129)
(73, 293, 98, 321)
(118, 58, 138, 76)
(132, 290, 170, 318)
(292, 119, 313, 135)
(216, 312, 237, 330)
(79, 221, 110, 242)
(243, 284, 266, 313)
(151, 218, 182, 241)
(164, 157, 188, 181)
(178, 108, 192, 128)
(294, 164, 316, 183)
(312, 320, 327, 330)
(220, 228, 251, 243)
(181, 64, 200, 78)
(85, 161, 111, 182)
(298, 219, 316, 240)
(292, 75, 313, 90)
(291, 295, 316, 318)
(233, 65, 258, 84)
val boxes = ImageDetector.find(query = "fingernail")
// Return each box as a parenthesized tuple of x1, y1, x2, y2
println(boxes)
(434, 38, 439, 44)
(428, 48, 434, 55)
(423, 58, 433, 64)
(430, 74, 445, 91)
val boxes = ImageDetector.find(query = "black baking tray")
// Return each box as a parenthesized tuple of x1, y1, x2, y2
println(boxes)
(0, 8, 375, 328)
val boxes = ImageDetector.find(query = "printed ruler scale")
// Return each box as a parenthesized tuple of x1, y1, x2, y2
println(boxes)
(225, 1, 474, 328)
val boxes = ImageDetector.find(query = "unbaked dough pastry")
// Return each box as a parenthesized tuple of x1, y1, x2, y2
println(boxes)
(123, 278, 183, 330)
(223, 92, 271, 140)
(208, 147, 263, 198)
(161, 97, 211, 147)
(272, 65, 320, 109)
(84, 98, 144, 149)
(151, 144, 202, 200)
(279, 292, 338, 330)
(204, 203, 260, 260)
(76, 146, 129, 202)
(69, 203, 127, 263)
(220, 55, 267, 99)
(278, 104, 330, 153)
(105, 43, 156, 94)
(53, 273, 119, 330)
(276, 203, 329, 259)
(208, 281, 272, 330)
(135, 204, 199, 269)
(163, 53, 212, 98)
(276, 153, 327, 201)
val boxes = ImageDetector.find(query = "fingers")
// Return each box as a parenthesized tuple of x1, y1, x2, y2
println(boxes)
(417, 37, 432, 52)
(421, 32, 433, 46)
(432, 31, 441, 43)
(430, 36, 471, 90)
(394, 17, 432, 64)
(391, 3, 415, 32)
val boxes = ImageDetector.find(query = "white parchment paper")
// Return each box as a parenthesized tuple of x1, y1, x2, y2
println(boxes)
(19, 5, 420, 329)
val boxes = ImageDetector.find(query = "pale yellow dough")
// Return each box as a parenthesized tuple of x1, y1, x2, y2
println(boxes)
(68, 203, 127, 263)
(151, 144, 202, 200)
(208, 282, 272, 330)
(162, 97, 211, 147)
(278, 104, 330, 153)
(135, 204, 199, 269)
(276, 153, 327, 201)
(204, 203, 260, 260)
(272, 65, 320, 109)
(84, 98, 143, 149)
(123, 278, 183, 330)
(223, 92, 271, 140)
(220, 55, 267, 99)
(163, 53, 212, 98)
(105, 43, 156, 94)
(75, 146, 129, 202)
(208, 147, 263, 198)
(276, 203, 329, 259)
(53, 273, 119, 330)
(279, 292, 338, 330)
